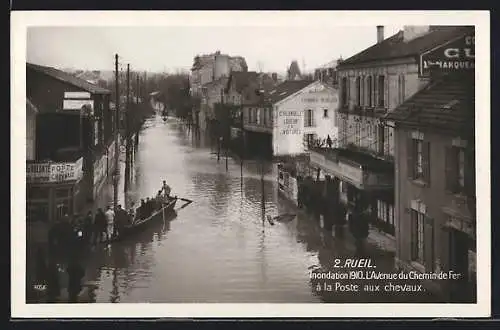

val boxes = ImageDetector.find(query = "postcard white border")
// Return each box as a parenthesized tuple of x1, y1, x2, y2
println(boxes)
(11, 10, 491, 318)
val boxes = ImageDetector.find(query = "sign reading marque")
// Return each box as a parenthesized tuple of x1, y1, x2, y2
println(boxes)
(272, 109, 304, 156)
(420, 32, 475, 76)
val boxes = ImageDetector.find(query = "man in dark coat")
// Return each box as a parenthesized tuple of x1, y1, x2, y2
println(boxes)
(94, 208, 107, 243)
(82, 211, 93, 245)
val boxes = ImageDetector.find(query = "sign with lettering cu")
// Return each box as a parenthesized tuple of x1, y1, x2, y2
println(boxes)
(420, 32, 475, 76)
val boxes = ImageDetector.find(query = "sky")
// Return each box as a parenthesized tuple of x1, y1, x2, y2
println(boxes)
(26, 25, 402, 75)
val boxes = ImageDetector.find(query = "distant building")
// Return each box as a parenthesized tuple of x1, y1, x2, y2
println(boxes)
(190, 51, 247, 128)
(199, 76, 229, 131)
(190, 51, 247, 97)
(314, 59, 341, 87)
(239, 79, 339, 158)
(286, 60, 302, 81)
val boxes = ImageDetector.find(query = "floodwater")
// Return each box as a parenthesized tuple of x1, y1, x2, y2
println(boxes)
(82, 115, 437, 303)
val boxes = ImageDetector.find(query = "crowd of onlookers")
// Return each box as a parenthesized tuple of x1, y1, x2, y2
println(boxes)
(29, 181, 173, 303)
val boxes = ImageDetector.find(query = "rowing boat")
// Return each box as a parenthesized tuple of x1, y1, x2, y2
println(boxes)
(102, 197, 177, 243)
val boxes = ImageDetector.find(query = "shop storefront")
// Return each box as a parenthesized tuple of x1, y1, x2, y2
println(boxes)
(26, 157, 84, 224)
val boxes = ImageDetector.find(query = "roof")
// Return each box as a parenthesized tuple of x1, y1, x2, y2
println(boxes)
(266, 80, 314, 104)
(227, 71, 259, 93)
(385, 73, 474, 133)
(27, 63, 111, 94)
(338, 26, 474, 67)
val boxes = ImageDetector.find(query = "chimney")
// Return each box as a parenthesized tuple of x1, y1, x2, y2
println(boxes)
(377, 26, 384, 43)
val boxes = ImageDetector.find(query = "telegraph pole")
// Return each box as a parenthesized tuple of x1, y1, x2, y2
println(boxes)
(124, 64, 131, 192)
(113, 54, 120, 209)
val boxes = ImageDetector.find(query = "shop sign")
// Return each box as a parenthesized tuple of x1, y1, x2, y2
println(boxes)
(420, 33, 475, 76)
(27, 157, 84, 183)
(272, 109, 304, 156)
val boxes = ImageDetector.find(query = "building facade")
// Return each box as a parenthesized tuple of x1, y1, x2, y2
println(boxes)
(26, 63, 114, 223)
(386, 27, 475, 301)
(308, 25, 472, 251)
(190, 51, 247, 127)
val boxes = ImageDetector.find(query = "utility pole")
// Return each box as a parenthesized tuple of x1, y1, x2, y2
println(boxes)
(113, 54, 120, 209)
(125, 64, 131, 193)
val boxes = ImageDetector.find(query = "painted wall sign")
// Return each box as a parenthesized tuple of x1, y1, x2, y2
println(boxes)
(26, 157, 83, 183)
(420, 33, 475, 76)
(272, 109, 304, 156)
(63, 99, 94, 112)
(64, 91, 91, 99)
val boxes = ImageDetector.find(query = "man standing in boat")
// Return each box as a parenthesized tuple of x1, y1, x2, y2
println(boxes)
(162, 180, 171, 199)
(105, 205, 115, 241)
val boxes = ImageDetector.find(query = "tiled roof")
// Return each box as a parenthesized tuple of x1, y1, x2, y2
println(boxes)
(338, 26, 474, 67)
(266, 80, 314, 104)
(27, 63, 111, 94)
(385, 73, 474, 133)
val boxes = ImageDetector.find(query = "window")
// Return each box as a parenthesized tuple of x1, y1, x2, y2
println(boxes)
(341, 77, 348, 107)
(411, 209, 425, 264)
(323, 109, 329, 118)
(377, 200, 395, 228)
(367, 125, 374, 150)
(94, 120, 99, 146)
(398, 74, 406, 105)
(355, 122, 361, 146)
(304, 133, 315, 148)
(407, 134, 430, 184)
(367, 76, 373, 107)
(305, 109, 314, 127)
(356, 76, 361, 106)
(445, 146, 467, 193)
(256, 108, 261, 125)
(378, 75, 385, 107)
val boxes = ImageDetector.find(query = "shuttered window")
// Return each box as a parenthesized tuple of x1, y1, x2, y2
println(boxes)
(341, 77, 348, 106)
(367, 76, 373, 107)
(378, 75, 385, 107)
(356, 76, 361, 106)
(407, 135, 431, 184)
(445, 146, 467, 194)
(411, 209, 425, 264)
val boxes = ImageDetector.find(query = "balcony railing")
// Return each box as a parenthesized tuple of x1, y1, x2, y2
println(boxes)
(309, 147, 394, 190)
(27, 157, 84, 184)
(337, 105, 388, 117)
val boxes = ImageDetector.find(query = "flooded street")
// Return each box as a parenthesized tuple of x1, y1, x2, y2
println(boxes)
(82, 116, 434, 303)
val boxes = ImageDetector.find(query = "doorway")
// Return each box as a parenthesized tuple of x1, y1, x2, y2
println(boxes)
(449, 228, 471, 302)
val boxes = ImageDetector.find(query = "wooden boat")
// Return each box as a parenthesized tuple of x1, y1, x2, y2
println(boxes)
(102, 196, 177, 244)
